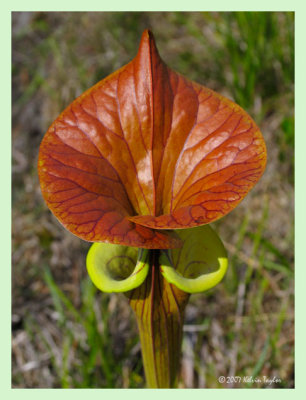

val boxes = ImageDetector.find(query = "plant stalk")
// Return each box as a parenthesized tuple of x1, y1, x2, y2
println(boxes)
(127, 250, 190, 388)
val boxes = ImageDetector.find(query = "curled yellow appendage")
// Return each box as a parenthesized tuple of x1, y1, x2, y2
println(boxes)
(86, 243, 149, 293)
(160, 225, 228, 293)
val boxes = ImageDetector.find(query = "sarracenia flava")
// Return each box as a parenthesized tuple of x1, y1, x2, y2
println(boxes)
(38, 30, 267, 388)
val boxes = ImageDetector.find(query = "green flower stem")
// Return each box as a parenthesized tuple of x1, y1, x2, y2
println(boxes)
(126, 250, 190, 388)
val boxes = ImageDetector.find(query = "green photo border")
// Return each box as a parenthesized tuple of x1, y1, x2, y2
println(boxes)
(5, 1, 301, 398)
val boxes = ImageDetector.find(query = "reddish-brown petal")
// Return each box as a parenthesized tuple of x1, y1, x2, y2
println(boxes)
(38, 29, 266, 246)
(128, 31, 267, 229)
(38, 110, 182, 248)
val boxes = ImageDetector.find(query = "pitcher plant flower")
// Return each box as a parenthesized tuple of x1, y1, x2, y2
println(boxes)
(38, 30, 267, 388)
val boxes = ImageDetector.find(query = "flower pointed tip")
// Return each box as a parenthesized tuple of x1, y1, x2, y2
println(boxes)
(138, 29, 160, 61)
(141, 28, 154, 40)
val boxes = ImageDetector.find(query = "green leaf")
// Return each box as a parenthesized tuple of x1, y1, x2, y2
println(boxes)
(86, 243, 149, 293)
(160, 225, 228, 293)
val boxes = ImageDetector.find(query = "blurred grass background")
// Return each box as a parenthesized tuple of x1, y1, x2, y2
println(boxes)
(12, 11, 294, 388)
